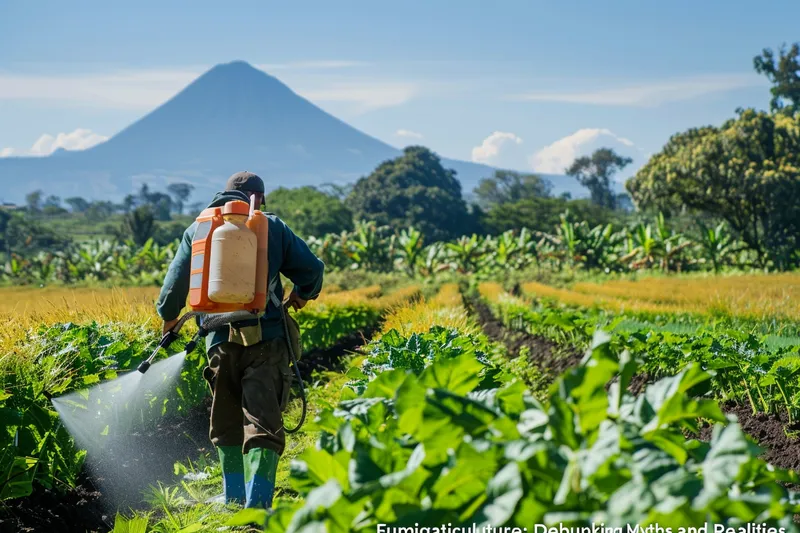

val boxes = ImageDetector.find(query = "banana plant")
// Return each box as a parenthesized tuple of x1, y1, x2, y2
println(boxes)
(445, 234, 487, 273)
(3, 254, 28, 282)
(698, 220, 737, 273)
(345, 220, 393, 272)
(628, 222, 661, 270)
(394, 227, 425, 277)
(556, 212, 580, 265)
(418, 242, 449, 277)
(581, 223, 623, 271)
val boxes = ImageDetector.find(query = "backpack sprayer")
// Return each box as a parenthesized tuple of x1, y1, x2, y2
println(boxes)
(137, 195, 307, 433)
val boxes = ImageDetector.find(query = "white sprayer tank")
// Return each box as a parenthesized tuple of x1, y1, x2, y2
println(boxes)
(207, 200, 257, 304)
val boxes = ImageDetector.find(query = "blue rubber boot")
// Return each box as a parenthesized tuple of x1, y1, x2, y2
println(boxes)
(244, 447, 279, 509)
(217, 445, 245, 505)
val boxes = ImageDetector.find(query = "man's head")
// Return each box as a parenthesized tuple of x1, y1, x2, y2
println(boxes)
(225, 171, 265, 208)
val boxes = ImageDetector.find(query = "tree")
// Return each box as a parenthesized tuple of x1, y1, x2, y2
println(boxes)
(1, 211, 69, 254)
(754, 42, 800, 113)
(167, 182, 195, 215)
(318, 182, 353, 200)
(120, 206, 156, 246)
(86, 201, 116, 220)
(473, 170, 552, 208)
(65, 197, 90, 213)
(137, 184, 152, 206)
(482, 196, 621, 235)
(626, 108, 800, 269)
(565, 148, 632, 210)
(347, 146, 474, 242)
(25, 190, 42, 213)
(134, 184, 172, 220)
(147, 192, 173, 221)
(121, 194, 137, 213)
(42, 195, 66, 216)
(265, 186, 354, 237)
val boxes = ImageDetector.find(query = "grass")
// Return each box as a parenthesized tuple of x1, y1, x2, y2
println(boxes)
(567, 272, 800, 321)
(378, 282, 477, 338)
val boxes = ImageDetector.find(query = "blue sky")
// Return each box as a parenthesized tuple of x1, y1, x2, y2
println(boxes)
(0, 0, 797, 178)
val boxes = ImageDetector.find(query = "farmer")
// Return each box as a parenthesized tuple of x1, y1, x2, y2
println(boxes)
(155, 171, 324, 509)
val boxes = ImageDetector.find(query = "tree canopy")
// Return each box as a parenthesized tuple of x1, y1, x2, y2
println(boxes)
(347, 146, 474, 241)
(166, 182, 195, 215)
(265, 186, 354, 238)
(473, 170, 552, 208)
(566, 148, 632, 210)
(482, 196, 620, 235)
(626, 108, 800, 268)
(754, 42, 800, 113)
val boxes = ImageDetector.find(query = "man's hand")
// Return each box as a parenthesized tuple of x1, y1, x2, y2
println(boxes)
(284, 290, 308, 311)
(163, 318, 180, 336)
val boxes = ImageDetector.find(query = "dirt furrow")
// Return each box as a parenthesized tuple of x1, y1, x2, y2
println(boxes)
(469, 296, 800, 488)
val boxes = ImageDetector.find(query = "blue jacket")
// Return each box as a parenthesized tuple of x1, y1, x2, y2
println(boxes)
(155, 190, 325, 351)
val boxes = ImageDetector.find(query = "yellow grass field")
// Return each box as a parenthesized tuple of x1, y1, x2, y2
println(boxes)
(522, 272, 800, 321)
(0, 283, 416, 358)
(379, 283, 477, 337)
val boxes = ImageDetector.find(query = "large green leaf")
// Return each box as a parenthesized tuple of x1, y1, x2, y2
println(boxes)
(291, 448, 349, 494)
(419, 352, 484, 396)
(472, 462, 524, 528)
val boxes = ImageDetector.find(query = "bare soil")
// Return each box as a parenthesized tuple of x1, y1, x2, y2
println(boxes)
(472, 297, 800, 491)
(469, 298, 583, 379)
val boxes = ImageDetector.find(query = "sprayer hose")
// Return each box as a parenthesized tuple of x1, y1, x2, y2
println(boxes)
(281, 304, 307, 434)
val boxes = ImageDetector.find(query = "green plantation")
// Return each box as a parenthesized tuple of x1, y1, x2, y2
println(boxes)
(3, 275, 800, 532)
(3, 39, 800, 533)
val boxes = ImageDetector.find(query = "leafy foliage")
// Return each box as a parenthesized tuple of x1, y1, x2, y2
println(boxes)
(474, 170, 552, 208)
(754, 42, 800, 113)
(482, 196, 619, 235)
(347, 146, 475, 241)
(566, 148, 632, 210)
(166, 183, 195, 216)
(627, 109, 800, 269)
(122, 206, 157, 246)
(267, 326, 800, 530)
(484, 283, 800, 424)
(265, 186, 354, 238)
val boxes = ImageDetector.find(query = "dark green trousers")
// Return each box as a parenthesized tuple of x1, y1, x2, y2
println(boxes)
(204, 337, 293, 455)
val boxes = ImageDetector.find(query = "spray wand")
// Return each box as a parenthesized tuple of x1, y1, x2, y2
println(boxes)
(137, 310, 257, 374)
(137, 306, 308, 433)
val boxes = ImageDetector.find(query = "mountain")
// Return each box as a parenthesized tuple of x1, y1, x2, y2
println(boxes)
(0, 61, 591, 204)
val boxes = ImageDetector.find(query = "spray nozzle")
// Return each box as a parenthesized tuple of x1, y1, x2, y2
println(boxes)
(137, 360, 151, 374)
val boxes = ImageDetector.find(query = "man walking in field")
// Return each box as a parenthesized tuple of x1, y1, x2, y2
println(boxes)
(155, 171, 324, 509)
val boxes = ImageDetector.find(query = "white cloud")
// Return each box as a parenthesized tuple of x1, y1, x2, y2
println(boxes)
(471, 131, 523, 164)
(0, 64, 412, 113)
(511, 74, 764, 107)
(298, 82, 419, 113)
(0, 68, 199, 109)
(530, 128, 644, 178)
(395, 129, 423, 139)
(0, 128, 108, 158)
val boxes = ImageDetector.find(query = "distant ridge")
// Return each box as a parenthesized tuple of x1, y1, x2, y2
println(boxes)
(0, 60, 594, 203)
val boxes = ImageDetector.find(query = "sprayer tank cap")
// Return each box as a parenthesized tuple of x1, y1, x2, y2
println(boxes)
(223, 200, 250, 216)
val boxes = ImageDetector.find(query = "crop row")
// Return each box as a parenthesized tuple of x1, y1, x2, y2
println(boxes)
(0, 284, 419, 503)
(522, 274, 800, 323)
(479, 282, 800, 425)
(4, 211, 761, 287)
(218, 284, 800, 531)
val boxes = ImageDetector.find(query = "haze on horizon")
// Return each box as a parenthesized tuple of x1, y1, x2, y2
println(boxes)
(0, 0, 797, 192)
